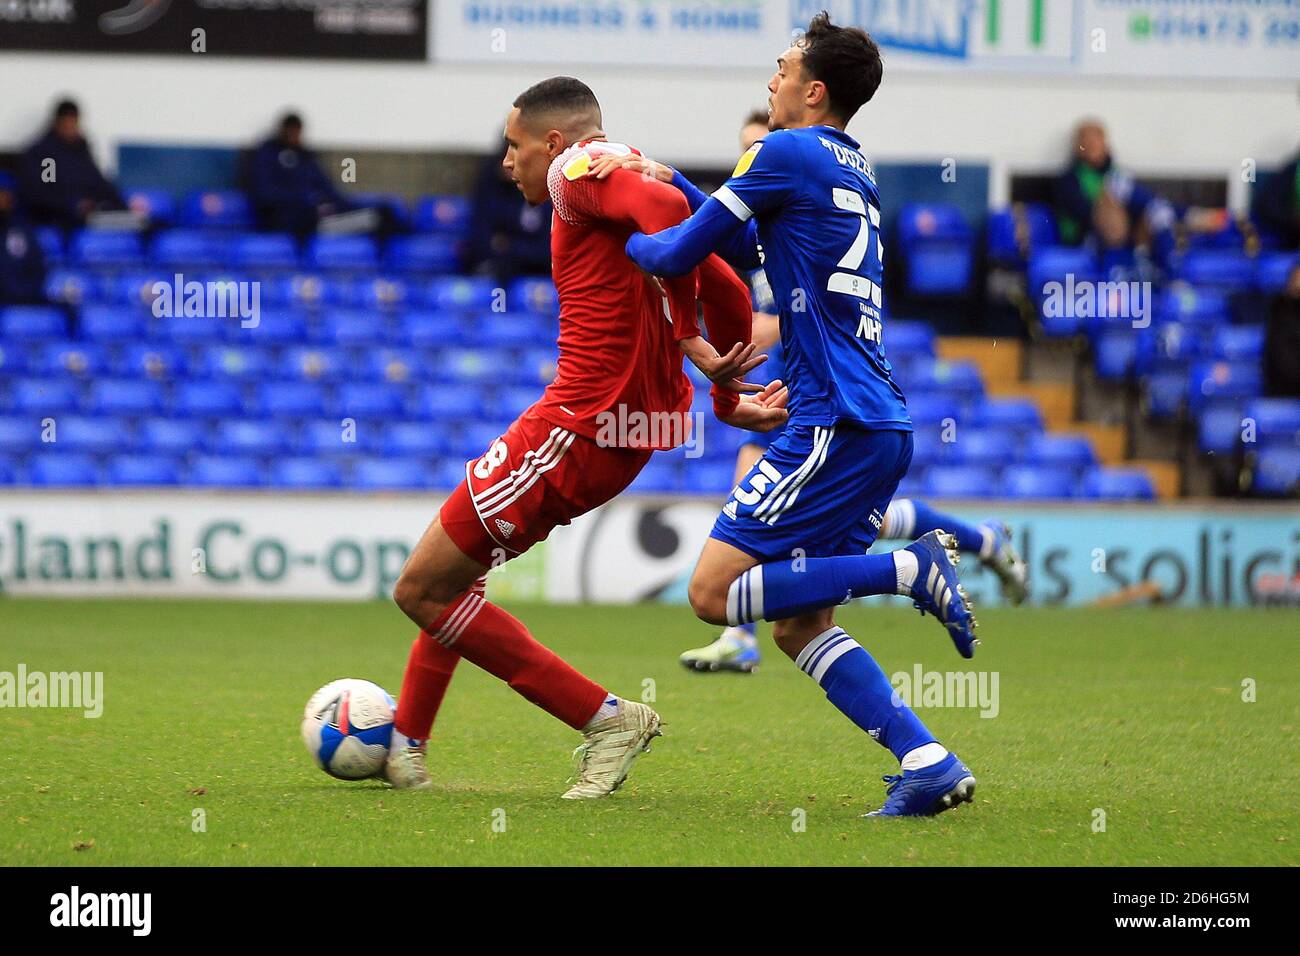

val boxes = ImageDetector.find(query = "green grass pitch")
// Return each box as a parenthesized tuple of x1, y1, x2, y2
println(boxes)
(1, 597, 1294, 866)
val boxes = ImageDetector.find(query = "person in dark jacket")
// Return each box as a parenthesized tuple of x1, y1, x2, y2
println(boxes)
(464, 140, 552, 282)
(0, 172, 48, 305)
(1254, 151, 1300, 250)
(244, 112, 352, 237)
(16, 99, 125, 229)
(1264, 263, 1300, 398)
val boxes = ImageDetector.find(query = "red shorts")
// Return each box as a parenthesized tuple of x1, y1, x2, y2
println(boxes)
(440, 410, 652, 566)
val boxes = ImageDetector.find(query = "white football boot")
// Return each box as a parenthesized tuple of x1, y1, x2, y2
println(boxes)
(561, 699, 663, 800)
(384, 740, 432, 790)
(980, 521, 1029, 606)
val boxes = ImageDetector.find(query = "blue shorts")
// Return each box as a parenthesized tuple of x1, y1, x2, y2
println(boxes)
(711, 423, 912, 561)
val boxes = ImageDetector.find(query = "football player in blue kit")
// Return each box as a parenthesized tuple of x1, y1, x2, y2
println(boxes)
(622, 13, 985, 816)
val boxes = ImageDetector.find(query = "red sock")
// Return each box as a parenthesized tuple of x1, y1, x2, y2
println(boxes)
(427, 590, 608, 730)
(393, 632, 460, 742)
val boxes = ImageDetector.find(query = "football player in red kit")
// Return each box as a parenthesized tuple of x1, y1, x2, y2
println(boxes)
(386, 76, 788, 798)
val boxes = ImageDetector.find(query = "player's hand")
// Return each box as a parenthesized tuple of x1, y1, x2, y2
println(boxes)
(719, 380, 789, 433)
(587, 152, 675, 184)
(680, 336, 767, 393)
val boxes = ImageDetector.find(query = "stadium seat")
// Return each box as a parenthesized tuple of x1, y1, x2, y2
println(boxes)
(1021, 433, 1096, 470)
(946, 428, 1009, 467)
(227, 308, 307, 345)
(351, 276, 410, 311)
(109, 271, 169, 308)
(1197, 402, 1245, 455)
(172, 380, 244, 417)
(2, 305, 66, 340)
(922, 464, 997, 498)
(186, 455, 264, 487)
(297, 420, 371, 456)
(896, 203, 974, 296)
(159, 315, 228, 346)
(492, 386, 538, 421)
(1175, 250, 1255, 292)
(404, 310, 474, 348)
(9, 378, 81, 414)
(210, 419, 292, 457)
(0, 458, 15, 484)
(969, 397, 1043, 433)
(0, 343, 27, 376)
(427, 275, 498, 311)
(680, 460, 739, 494)
(1143, 368, 1190, 419)
(125, 188, 177, 226)
(381, 422, 452, 458)
(50, 415, 131, 454)
(412, 195, 471, 235)
(351, 457, 430, 490)
(307, 235, 378, 272)
(884, 319, 936, 358)
(1243, 398, 1300, 448)
(0, 417, 39, 454)
(904, 391, 961, 427)
(1210, 325, 1264, 362)
(180, 190, 252, 229)
(255, 381, 325, 417)
(35, 226, 65, 265)
(1027, 245, 1098, 300)
(908, 428, 949, 469)
(1156, 286, 1228, 326)
(43, 268, 93, 306)
(270, 457, 344, 489)
(1187, 360, 1262, 414)
(1256, 252, 1299, 293)
(1001, 465, 1076, 499)
(477, 313, 546, 349)
(72, 231, 145, 268)
(152, 229, 230, 268)
(138, 417, 206, 455)
(1079, 467, 1156, 501)
(333, 382, 406, 418)
(1251, 446, 1300, 496)
(85, 378, 165, 416)
(26, 452, 100, 486)
(406, 384, 485, 422)
(36, 341, 107, 377)
(429, 458, 470, 489)
(626, 457, 683, 493)
(80, 304, 146, 341)
(507, 276, 559, 316)
(317, 309, 390, 346)
(279, 346, 347, 382)
(385, 235, 459, 274)
(230, 233, 300, 270)
(899, 358, 984, 402)
(201, 344, 274, 380)
(1093, 328, 1143, 381)
(106, 455, 182, 486)
(116, 343, 187, 381)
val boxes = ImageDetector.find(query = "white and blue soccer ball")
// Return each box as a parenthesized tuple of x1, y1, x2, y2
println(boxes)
(301, 678, 396, 780)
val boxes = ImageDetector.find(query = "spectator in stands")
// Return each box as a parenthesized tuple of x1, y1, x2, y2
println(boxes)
(16, 99, 125, 229)
(1263, 262, 1300, 397)
(1254, 149, 1300, 250)
(245, 112, 352, 237)
(1053, 118, 1174, 267)
(464, 138, 552, 281)
(0, 172, 48, 305)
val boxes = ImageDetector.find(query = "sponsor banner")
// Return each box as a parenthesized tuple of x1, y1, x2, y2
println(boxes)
(0, 492, 1294, 607)
(433, 0, 1296, 79)
(0, 491, 545, 602)
(0, 0, 428, 59)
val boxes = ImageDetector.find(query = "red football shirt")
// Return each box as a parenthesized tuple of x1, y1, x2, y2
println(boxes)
(532, 140, 708, 450)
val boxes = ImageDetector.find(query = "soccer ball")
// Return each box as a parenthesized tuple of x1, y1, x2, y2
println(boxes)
(301, 678, 396, 780)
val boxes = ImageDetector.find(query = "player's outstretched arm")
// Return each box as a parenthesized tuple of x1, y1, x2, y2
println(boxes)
(625, 197, 752, 277)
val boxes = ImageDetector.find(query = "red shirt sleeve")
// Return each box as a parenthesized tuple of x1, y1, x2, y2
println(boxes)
(696, 254, 753, 417)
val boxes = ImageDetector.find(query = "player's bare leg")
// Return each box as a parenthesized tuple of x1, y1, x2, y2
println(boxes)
(391, 516, 660, 798)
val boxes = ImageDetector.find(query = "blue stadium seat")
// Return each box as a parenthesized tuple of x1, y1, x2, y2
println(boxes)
(946, 428, 1008, 467)
(1210, 325, 1264, 362)
(2, 305, 66, 340)
(297, 420, 371, 456)
(35, 226, 64, 265)
(200, 344, 273, 380)
(922, 464, 997, 498)
(1079, 467, 1155, 501)
(333, 382, 406, 418)
(0, 417, 38, 454)
(985, 203, 1056, 266)
(43, 268, 94, 306)
(412, 195, 471, 235)
(1244, 398, 1300, 448)
(884, 319, 936, 358)
(125, 188, 177, 226)
(507, 276, 559, 316)
(511, 347, 558, 387)
(279, 346, 347, 382)
(908, 428, 949, 468)
(897, 204, 974, 296)
(210, 419, 292, 456)
(180, 190, 252, 229)
(1143, 368, 1188, 419)
(626, 457, 683, 493)
(351, 276, 410, 311)
(904, 391, 961, 428)
(255, 381, 325, 417)
(1187, 360, 1262, 414)
(172, 380, 243, 417)
(160, 315, 233, 347)
(106, 455, 182, 486)
(307, 235, 378, 272)
(1175, 250, 1255, 292)
(427, 275, 497, 311)
(1027, 245, 1098, 301)
(1156, 286, 1228, 326)
(0, 342, 27, 376)
(316, 309, 390, 346)
(280, 273, 335, 309)
(0, 457, 14, 484)
(81, 304, 146, 341)
(109, 271, 168, 308)
(186, 455, 264, 487)
(50, 415, 131, 454)
(442, 348, 498, 385)
(72, 231, 145, 268)
(138, 417, 206, 455)
(85, 378, 164, 416)
(969, 397, 1042, 433)
(381, 423, 452, 458)
(385, 235, 459, 274)
(899, 358, 984, 402)
(26, 452, 100, 486)
(1251, 447, 1300, 496)
(36, 341, 107, 377)
(227, 308, 307, 345)
(1021, 433, 1096, 469)
(360, 348, 418, 384)
(680, 460, 740, 494)
(403, 310, 474, 348)
(1257, 252, 1299, 293)
(9, 378, 80, 414)
(1093, 328, 1142, 381)
(478, 313, 545, 349)
(229, 232, 299, 270)
(430, 458, 470, 489)
(269, 457, 344, 489)
(454, 421, 509, 459)
(351, 457, 430, 490)
(152, 229, 230, 268)
(406, 384, 485, 422)
(1001, 465, 1075, 499)
(1197, 402, 1245, 455)
(492, 386, 538, 421)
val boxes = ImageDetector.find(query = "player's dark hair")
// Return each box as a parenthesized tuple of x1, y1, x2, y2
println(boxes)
(743, 108, 769, 129)
(513, 76, 603, 131)
(279, 112, 304, 131)
(53, 99, 79, 119)
(798, 11, 883, 124)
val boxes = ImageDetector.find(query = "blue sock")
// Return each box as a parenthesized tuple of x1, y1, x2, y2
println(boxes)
(794, 626, 935, 761)
(727, 553, 898, 624)
(907, 499, 986, 556)
(733, 621, 756, 638)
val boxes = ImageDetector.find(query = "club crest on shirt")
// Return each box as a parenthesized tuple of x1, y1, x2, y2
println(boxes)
(733, 142, 762, 177)
(563, 152, 592, 181)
